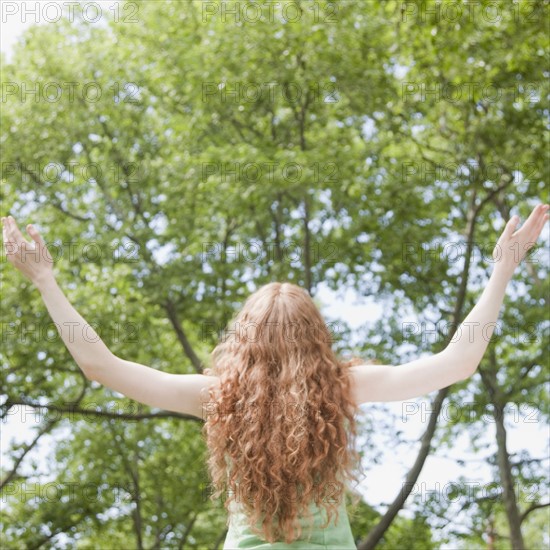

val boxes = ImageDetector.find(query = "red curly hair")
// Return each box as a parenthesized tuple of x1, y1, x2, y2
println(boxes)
(202, 281, 363, 543)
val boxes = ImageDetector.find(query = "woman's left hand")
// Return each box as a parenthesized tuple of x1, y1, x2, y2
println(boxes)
(2, 215, 55, 287)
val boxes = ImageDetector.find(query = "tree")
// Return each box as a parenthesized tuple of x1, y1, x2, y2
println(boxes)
(1, 0, 547, 547)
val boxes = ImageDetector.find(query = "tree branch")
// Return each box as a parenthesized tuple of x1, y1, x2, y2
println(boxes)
(6, 398, 203, 423)
(164, 298, 204, 373)
(519, 501, 550, 524)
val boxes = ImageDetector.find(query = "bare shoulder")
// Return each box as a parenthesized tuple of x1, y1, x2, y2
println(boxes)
(159, 373, 220, 420)
(189, 374, 221, 419)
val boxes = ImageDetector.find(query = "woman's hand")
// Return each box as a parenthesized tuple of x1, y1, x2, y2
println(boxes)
(2, 215, 55, 287)
(492, 203, 549, 278)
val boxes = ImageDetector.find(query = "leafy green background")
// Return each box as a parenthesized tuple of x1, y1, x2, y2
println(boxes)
(1, 1, 548, 548)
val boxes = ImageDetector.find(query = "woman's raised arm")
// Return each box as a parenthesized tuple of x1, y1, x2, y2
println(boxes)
(1, 215, 219, 419)
(351, 203, 549, 404)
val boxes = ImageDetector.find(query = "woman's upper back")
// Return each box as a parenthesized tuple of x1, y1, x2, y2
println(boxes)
(223, 492, 357, 549)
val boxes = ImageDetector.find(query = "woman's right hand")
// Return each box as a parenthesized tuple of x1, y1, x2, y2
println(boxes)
(492, 204, 549, 277)
(2, 215, 55, 287)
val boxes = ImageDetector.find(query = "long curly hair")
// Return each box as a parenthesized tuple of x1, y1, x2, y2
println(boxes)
(201, 281, 363, 543)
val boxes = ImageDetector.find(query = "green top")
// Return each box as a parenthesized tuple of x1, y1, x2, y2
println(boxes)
(222, 493, 357, 549)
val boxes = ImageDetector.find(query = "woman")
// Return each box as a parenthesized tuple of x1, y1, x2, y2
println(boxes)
(2, 204, 548, 549)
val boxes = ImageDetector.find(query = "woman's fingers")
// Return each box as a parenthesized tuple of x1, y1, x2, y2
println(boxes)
(2, 217, 47, 256)
(2, 217, 20, 260)
(4, 216, 23, 245)
(506, 215, 520, 238)
(1, 222, 11, 253)
(509, 204, 549, 239)
(2, 216, 34, 255)
(2, 217, 16, 245)
(27, 224, 42, 245)
(536, 206, 550, 233)
(529, 203, 548, 225)
(527, 204, 549, 240)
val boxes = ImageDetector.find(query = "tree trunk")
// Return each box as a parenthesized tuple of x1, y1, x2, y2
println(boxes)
(357, 189, 480, 549)
(357, 388, 448, 549)
(479, 353, 525, 550)
(493, 402, 525, 549)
